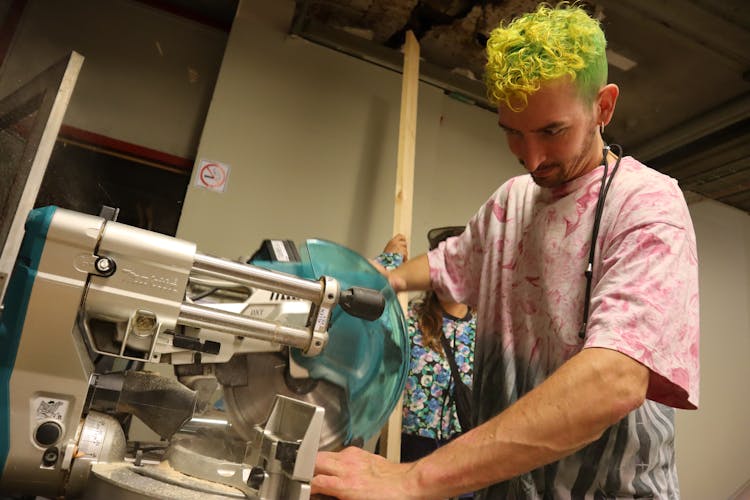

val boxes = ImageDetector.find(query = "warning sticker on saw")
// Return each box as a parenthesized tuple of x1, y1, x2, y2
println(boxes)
(33, 397, 69, 422)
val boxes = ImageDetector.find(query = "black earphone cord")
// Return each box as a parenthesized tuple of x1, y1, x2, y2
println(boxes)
(578, 143, 623, 339)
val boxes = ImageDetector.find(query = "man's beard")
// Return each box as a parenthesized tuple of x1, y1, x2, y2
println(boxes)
(529, 126, 599, 188)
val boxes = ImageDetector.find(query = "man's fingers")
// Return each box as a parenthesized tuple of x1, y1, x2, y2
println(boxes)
(311, 473, 343, 496)
(313, 450, 355, 498)
(314, 450, 342, 475)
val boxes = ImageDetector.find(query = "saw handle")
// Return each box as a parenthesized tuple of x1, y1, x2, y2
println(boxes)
(338, 286, 385, 321)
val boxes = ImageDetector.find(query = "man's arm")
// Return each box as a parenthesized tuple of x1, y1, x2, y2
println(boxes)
(385, 253, 432, 292)
(312, 347, 649, 500)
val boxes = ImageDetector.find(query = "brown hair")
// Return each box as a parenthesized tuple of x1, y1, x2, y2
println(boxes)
(412, 290, 445, 353)
(417, 225, 466, 352)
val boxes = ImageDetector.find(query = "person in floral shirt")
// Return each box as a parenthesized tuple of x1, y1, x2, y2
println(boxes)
(376, 229, 476, 467)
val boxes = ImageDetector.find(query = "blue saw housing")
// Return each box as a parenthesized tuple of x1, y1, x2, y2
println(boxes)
(0, 206, 58, 474)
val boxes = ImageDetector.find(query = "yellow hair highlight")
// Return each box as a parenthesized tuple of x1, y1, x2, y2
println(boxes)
(484, 2, 607, 111)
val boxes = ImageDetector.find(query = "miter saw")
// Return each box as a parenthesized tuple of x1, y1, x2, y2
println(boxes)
(0, 205, 408, 499)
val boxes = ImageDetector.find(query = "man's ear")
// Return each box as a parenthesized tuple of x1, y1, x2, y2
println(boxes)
(596, 83, 619, 127)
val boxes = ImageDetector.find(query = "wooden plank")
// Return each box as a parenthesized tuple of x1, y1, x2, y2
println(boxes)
(392, 30, 419, 242)
(379, 29, 419, 463)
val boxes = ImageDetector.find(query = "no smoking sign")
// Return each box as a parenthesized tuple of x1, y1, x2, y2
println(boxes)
(194, 159, 231, 193)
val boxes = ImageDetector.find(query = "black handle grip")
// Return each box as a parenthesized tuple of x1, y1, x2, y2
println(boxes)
(338, 286, 385, 321)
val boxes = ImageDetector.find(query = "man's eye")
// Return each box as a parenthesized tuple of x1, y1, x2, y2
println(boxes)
(544, 128, 563, 136)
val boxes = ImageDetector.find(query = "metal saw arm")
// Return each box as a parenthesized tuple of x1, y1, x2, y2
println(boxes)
(50, 207, 386, 365)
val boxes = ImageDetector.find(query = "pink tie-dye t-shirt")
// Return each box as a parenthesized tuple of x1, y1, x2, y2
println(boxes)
(427, 157, 699, 497)
(428, 156, 699, 409)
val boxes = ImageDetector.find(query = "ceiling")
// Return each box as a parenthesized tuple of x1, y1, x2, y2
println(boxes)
(160, 0, 750, 214)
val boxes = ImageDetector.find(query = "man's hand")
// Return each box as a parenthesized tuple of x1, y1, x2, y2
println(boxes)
(383, 233, 408, 260)
(312, 447, 420, 500)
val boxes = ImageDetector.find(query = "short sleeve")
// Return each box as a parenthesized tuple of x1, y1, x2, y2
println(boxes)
(585, 217, 700, 409)
(428, 189, 505, 308)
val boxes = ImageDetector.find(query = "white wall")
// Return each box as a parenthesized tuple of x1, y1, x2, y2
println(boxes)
(678, 199, 750, 499)
(176, 0, 514, 259)
(0, 0, 228, 159)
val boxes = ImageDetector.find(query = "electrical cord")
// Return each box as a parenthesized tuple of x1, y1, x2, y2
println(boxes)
(578, 143, 623, 339)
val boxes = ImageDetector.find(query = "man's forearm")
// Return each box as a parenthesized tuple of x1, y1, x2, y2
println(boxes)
(409, 348, 649, 498)
(388, 253, 432, 292)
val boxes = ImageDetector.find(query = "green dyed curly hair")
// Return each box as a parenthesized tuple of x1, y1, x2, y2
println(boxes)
(484, 2, 608, 111)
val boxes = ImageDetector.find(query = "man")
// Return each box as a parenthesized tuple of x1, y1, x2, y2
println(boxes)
(313, 4, 699, 499)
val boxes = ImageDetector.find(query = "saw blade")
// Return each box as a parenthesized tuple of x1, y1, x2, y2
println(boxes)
(220, 351, 348, 450)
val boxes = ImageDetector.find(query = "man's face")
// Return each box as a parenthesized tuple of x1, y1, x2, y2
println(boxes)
(497, 78, 601, 188)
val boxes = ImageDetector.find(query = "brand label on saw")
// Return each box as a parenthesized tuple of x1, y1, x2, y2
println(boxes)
(315, 307, 330, 331)
(120, 267, 179, 292)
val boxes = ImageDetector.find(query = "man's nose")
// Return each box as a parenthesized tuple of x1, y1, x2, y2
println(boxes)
(519, 140, 546, 172)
